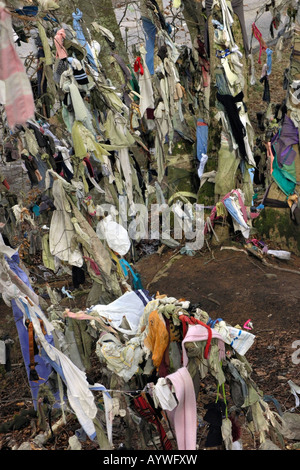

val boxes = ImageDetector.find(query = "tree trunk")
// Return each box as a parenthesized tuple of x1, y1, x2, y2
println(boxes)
(59, 0, 129, 87)
(181, 0, 205, 45)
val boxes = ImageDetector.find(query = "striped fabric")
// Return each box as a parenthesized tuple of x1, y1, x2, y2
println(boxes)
(133, 393, 173, 450)
(0, 2, 35, 128)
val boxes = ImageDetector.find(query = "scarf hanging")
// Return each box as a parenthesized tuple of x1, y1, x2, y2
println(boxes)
(252, 23, 267, 64)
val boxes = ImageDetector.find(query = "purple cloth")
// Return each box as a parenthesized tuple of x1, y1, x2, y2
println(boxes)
(272, 115, 299, 167)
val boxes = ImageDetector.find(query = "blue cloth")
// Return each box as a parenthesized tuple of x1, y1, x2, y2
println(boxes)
(223, 197, 248, 229)
(15, 6, 38, 16)
(142, 16, 157, 75)
(32, 204, 40, 217)
(266, 48, 273, 75)
(6, 253, 57, 409)
(119, 259, 143, 290)
(72, 9, 98, 72)
(15, 6, 57, 21)
(196, 119, 208, 162)
(134, 289, 152, 306)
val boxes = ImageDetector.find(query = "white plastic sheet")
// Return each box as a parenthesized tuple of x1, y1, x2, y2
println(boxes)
(267, 250, 291, 260)
(96, 215, 131, 256)
(89, 290, 147, 335)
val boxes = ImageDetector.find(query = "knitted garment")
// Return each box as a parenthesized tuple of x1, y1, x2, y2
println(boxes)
(0, 2, 35, 128)
(73, 68, 89, 85)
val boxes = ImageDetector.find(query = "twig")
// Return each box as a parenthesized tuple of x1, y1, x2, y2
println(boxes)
(244, 246, 300, 275)
(204, 239, 215, 264)
(200, 295, 220, 306)
(262, 259, 300, 275)
(118, 1, 128, 25)
(204, 256, 215, 265)
(146, 249, 182, 289)
(248, 258, 266, 273)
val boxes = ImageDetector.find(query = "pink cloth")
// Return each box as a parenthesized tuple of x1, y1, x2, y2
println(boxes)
(0, 4, 35, 128)
(64, 309, 99, 322)
(234, 190, 248, 223)
(83, 256, 101, 275)
(267, 141, 274, 174)
(64, 309, 119, 336)
(182, 324, 225, 367)
(54, 28, 68, 59)
(204, 189, 248, 234)
(166, 367, 197, 450)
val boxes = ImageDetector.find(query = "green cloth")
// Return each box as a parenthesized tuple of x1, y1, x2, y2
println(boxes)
(93, 413, 113, 450)
(71, 120, 111, 161)
(37, 22, 53, 66)
(42, 233, 56, 271)
(272, 152, 296, 196)
(68, 318, 93, 370)
(215, 137, 240, 198)
(104, 110, 136, 148)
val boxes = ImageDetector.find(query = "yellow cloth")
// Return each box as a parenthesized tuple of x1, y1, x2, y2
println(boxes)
(144, 310, 169, 369)
(173, 0, 181, 7)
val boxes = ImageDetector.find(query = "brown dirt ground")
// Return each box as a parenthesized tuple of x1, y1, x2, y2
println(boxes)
(1, 242, 300, 451)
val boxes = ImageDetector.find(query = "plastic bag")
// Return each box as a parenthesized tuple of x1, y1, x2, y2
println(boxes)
(96, 215, 131, 256)
(227, 327, 255, 356)
(267, 250, 291, 260)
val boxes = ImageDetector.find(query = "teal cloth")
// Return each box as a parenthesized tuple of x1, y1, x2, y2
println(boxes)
(119, 259, 143, 290)
(271, 151, 296, 196)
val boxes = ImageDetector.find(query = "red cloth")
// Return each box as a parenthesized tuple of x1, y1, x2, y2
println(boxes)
(252, 23, 267, 64)
(133, 394, 173, 450)
(2, 179, 10, 190)
(83, 157, 94, 177)
(179, 314, 212, 359)
(83, 256, 101, 276)
(134, 56, 144, 75)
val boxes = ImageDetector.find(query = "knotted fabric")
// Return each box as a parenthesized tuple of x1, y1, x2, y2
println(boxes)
(134, 56, 144, 75)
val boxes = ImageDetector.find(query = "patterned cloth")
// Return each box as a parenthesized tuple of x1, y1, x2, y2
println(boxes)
(0, 2, 35, 128)
(133, 393, 173, 450)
